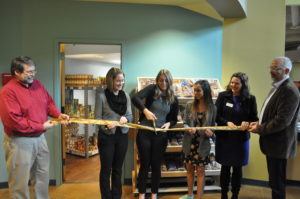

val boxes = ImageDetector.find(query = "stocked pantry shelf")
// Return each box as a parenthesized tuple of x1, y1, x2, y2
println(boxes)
(131, 170, 221, 195)
(66, 149, 99, 157)
(149, 169, 220, 178)
(131, 77, 223, 194)
(165, 145, 182, 153)
(65, 86, 99, 90)
(64, 74, 105, 158)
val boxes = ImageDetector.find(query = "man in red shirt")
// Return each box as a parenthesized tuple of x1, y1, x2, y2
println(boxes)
(0, 56, 69, 199)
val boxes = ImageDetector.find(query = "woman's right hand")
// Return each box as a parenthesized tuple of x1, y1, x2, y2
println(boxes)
(188, 128, 196, 135)
(107, 123, 116, 129)
(143, 108, 157, 121)
(227, 121, 236, 128)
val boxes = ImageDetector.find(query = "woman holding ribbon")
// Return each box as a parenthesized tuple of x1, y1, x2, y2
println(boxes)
(131, 69, 178, 199)
(95, 67, 133, 199)
(215, 72, 258, 199)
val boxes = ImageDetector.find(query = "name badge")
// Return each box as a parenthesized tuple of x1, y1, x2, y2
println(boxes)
(226, 102, 233, 108)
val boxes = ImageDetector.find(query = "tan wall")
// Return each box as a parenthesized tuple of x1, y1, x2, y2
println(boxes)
(291, 63, 300, 80)
(222, 0, 286, 181)
(287, 62, 300, 180)
(287, 144, 300, 180)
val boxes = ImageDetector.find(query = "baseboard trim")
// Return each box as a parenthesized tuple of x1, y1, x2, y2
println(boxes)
(124, 177, 270, 187)
(242, 178, 269, 187)
(287, 180, 300, 186)
(124, 178, 132, 185)
(242, 178, 300, 187)
(49, 180, 56, 186)
(0, 180, 57, 189)
(0, 182, 8, 189)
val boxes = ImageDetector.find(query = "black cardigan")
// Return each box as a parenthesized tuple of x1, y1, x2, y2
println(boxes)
(131, 84, 178, 127)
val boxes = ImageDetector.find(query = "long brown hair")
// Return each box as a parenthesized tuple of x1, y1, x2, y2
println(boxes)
(105, 67, 124, 91)
(191, 80, 214, 125)
(154, 69, 175, 104)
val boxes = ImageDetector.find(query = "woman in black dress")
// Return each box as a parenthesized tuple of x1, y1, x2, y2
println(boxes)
(215, 72, 258, 199)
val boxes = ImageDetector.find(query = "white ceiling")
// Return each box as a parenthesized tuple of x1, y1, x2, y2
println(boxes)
(64, 44, 121, 65)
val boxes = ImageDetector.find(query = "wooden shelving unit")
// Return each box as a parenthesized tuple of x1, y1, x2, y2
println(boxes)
(131, 96, 221, 195)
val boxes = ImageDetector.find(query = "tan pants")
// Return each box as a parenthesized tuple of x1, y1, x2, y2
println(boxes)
(3, 134, 50, 199)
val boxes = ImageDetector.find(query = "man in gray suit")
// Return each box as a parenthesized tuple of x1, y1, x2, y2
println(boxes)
(249, 56, 300, 199)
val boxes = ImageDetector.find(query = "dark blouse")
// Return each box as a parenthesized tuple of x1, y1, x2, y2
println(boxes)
(131, 84, 178, 127)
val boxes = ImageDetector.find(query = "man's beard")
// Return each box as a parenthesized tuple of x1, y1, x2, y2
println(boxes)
(21, 77, 34, 84)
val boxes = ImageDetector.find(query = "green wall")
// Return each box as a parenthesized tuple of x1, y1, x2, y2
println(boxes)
(0, 0, 291, 187)
(286, 0, 300, 5)
(222, 0, 286, 181)
(0, 0, 222, 184)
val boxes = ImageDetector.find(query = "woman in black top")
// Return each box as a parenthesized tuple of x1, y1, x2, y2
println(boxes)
(215, 72, 258, 199)
(131, 69, 178, 199)
(95, 68, 133, 199)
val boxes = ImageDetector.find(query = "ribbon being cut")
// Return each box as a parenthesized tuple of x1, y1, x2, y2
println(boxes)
(51, 118, 242, 132)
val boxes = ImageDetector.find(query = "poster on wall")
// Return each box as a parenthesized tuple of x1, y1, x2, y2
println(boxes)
(1, 73, 13, 86)
(137, 77, 223, 99)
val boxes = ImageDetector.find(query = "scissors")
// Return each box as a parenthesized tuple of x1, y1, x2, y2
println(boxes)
(152, 119, 157, 134)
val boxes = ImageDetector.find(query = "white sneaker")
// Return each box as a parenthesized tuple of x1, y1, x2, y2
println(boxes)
(179, 194, 194, 199)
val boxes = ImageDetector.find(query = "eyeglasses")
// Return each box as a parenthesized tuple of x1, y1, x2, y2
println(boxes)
(23, 70, 37, 75)
(269, 66, 284, 71)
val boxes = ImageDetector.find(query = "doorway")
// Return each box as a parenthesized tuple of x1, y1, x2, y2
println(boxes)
(60, 43, 121, 183)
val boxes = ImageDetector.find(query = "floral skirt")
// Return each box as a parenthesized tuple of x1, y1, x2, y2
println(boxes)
(184, 153, 210, 166)
(184, 135, 210, 166)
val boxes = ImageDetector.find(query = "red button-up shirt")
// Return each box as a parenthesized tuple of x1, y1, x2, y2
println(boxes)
(0, 78, 60, 137)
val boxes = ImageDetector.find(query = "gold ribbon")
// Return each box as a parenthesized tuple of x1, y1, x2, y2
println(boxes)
(51, 118, 242, 132)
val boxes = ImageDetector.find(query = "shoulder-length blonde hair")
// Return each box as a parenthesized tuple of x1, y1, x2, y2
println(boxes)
(105, 67, 125, 91)
(154, 69, 175, 104)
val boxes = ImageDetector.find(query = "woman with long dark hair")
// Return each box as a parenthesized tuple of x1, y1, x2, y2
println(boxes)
(131, 69, 179, 199)
(180, 80, 217, 199)
(215, 72, 258, 199)
(95, 67, 133, 199)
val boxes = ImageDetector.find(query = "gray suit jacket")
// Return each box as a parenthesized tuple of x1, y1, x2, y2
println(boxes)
(182, 101, 217, 158)
(258, 79, 300, 159)
(95, 87, 133, 135)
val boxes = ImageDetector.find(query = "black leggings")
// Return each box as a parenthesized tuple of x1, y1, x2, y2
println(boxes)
(136, 130, 168, 193)
(220, 165, 242, 194)
(98, 129, 128, 199)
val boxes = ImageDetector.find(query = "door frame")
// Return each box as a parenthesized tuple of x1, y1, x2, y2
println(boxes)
(57, 41, 123, 184)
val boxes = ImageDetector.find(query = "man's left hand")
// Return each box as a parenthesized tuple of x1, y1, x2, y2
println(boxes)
(248, 121, 259, 133)
(58, 114, 69, 125)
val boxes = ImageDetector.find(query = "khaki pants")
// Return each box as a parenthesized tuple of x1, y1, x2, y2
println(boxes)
(3, 134, 50, 199)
